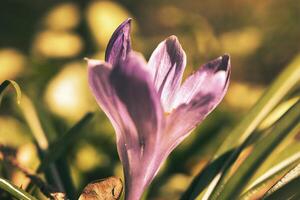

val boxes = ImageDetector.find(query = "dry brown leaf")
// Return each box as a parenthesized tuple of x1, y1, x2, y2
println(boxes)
(51, 192, 67, 200)
(79, 177, 123, 200)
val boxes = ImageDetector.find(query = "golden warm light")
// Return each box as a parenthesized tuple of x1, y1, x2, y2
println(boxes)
(157, 6, 183, 28)
(44, 62, 95, 121)
(0, 1, 299, 199)
(113, 163, 124, 181)
(86, 1, 131, 47)
(17, 143, 39, 170)
(220, 27, 262, 56)
(226, 81, 264, 109)
(33, 30, 83, 58)
(0, 48, 26, 81)
(44, 3, 80, 31)
(259, 97, 300, 130)
(11, 170, 30, 188)
(160, 174, 191, 197)
(20, 95, 49, 150)
(194, 17, 220, 57)
(75, 144, 109, 171)
(0, 117, 30, 146)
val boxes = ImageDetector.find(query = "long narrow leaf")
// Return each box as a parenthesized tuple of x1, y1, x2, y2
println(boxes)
(38, 112, 94, 172)
(241, 152, 300, 200)
(263, 176, 300, 200)
(0, 178, 38, 200)
(216, 55, 300, 157)
(209, 100, 300, 200)
(20, 95, 65, 193)
(20, 95, 49, 150)
(258, 96, 299, 130)
(0, 80, 21, 105)
(202, 56, 300, 199)
(29, 97, 78, 198)
(180, 149, 234, 200)
(263, 163, 300, 199)
(248, 116, 300, 182)
(202, 133, 256, 200)
(41, 113, 93, 199)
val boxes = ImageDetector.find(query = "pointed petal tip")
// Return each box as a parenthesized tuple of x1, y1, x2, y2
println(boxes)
(222, 53, 230, 61)
(126, 17, 132, 23)
(217, 54, 230, 71)
(120, 17, 132, 26)
(105, 18, 132, 64)
(164, 35, 185, 57)
(219, 54, 231, 88)
(167, 35, 178, 41)
(121, 18, 132, 28)
(165, 35, 183, 48)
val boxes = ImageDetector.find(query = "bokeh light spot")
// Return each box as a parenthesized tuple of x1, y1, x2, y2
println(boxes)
(160, 174, 191, 198)
(86, 1, 132, 47)
(33, 30, 83, 58)
(44, 62, 95, 121)
(226, 81, 264, 110)
(0, 48, 26, 81)
(220, 27, 262, 56)
(0, 117, 31, 146)
(75, 143, 109, 172)
(17, 143, 39, 170)
(44, 3, 80, 31)
(157, 6, 183, 28)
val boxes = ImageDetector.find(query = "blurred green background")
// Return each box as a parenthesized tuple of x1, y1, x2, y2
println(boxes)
(0, 0, 299, 199)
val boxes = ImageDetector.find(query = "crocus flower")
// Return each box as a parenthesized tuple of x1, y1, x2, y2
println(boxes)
(87, 18, 230, 200)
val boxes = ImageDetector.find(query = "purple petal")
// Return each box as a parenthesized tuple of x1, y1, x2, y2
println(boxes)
(110, 52, 164, 149)
(172, 54, 230, 109)
(105, 18, 132, 66)
(162, 55, 231, 155)
(87, 59, 133, 138)
(110, 52, 165, 200)
(148, 35, 186, 112)
(88, 58, 150, 200)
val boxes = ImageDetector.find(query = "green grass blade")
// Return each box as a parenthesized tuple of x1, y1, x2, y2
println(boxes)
(201, 133, 256, 200)
(38, 112, 94, 172)
(26, 97, 77, 198)
(202, 56, 300, 199)
(55, 158, 76, 199)
(241, 153, 300, 200)
(208, 100, 300, 200)
(0, 178, 38, 200)
(240, 121, 300, 200)
(0, 80, 21, 105)
(263, 163, 300, 199)
(41, 113, 93, 199)
(263, 175, 300, 200)
(21, 95, 93, 198)
(215, 55, 300, 157)
(20, 95, 50, 150)
(19, 94, 66, 194)
(180, 149, 235, 200)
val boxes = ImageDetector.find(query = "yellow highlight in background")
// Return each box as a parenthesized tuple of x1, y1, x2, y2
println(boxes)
(86, 1, 132, 48)
(44, 3, 80, 31)
(32, 30, 83, 58)
(44, 62, 95, 122)
(0, 49, 26, 81)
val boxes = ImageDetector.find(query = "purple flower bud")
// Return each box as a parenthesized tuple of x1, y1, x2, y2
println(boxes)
(87, 19, 231, 200)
